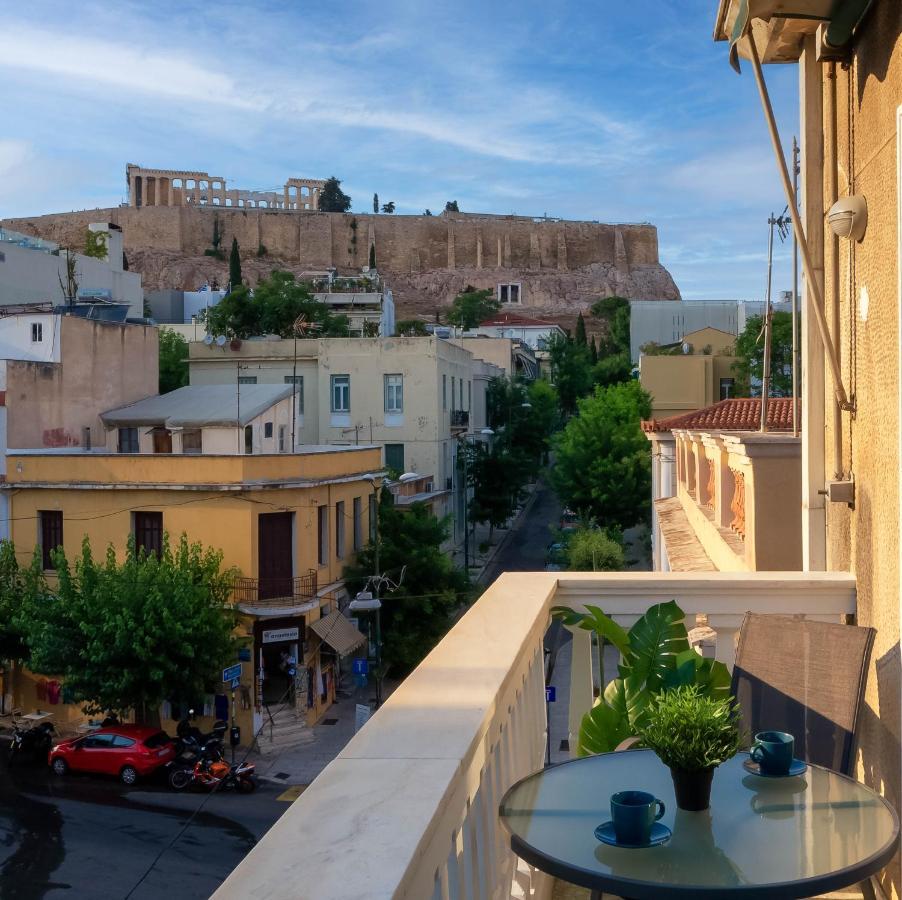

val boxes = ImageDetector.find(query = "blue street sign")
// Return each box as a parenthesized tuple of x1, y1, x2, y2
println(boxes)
(222, 663, 242, 683)
(230, 677, 240, 690)
(352, 658, 369, 675)
(545, 686, 556, 703)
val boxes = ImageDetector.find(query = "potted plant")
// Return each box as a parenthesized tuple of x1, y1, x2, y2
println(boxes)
(640, 685, 742, 811)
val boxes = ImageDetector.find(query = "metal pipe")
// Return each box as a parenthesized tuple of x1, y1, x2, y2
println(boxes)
(827, 62, 844, 479)
(792, 137, 800, 438)
(761, 214, 775, 431)
(747, 37, 852, 412)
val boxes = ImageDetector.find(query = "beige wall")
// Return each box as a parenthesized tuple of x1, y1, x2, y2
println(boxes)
(640, 354, 738, 418)
(806, 12, 902, 896)
(6, 317, 158, 450)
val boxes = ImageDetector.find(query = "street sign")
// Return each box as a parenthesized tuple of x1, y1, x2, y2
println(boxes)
(545, 686, 556, 703)
(222, 663, 242, 683)
(230, 677, 241, 690)
(352, 658, 369, 675)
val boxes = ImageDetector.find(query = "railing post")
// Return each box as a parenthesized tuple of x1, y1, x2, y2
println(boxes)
(568, 626, 593, 755)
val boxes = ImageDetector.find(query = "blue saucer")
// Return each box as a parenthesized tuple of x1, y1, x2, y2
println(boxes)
(595, 821, 671, 849)
(743, 756, 808, 778)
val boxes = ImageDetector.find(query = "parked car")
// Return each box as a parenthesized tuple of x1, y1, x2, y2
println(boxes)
(49, 725, 176, 784)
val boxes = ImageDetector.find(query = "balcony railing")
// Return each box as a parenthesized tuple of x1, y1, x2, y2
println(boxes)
(231, 570, 317, 608)
(214, 570, 856, 900)
(451, 409, 469, 430)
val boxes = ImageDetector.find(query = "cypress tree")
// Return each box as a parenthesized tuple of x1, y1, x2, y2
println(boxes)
(373, 193, 379, 214)
(575, 312, 587, 347)
(369, 243, 377, 270)
(589, 334, 598, 364)
(229, 237, 242, 289)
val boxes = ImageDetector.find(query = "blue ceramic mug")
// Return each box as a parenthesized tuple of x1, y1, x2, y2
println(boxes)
(750, 730, 794, 776)
(611, 790, 665, 845)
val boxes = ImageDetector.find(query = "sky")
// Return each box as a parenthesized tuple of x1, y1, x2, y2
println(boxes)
(0, 0, 801, 300)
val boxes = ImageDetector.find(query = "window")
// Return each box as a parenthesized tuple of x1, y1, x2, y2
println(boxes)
(31, 322, 43, 342)
(284, 375, 304, 413)
(442, 374, 447, 410)
(83, 734, 115, 749)
(331, 375, 350, 413)
(335, 501, 345, 559)
(459, 378, 464, 409)
(498, 283, 521, 304)
(134, 511, 163, 558)
(317, 505, 328, 566)
(451, 376, 456, 409)
(111, 735, 136, 748)
(237, 376, 257, 385)
(39, 510, 63, 570)
(368, 493, 376, 542)
(182, 429, 202, 454)
(385, 443, 404, 473)
(353, 497, 362, 550)
(384, 374, 403, 413)
(118, 427, 139, 453)
(278, 425, 287, 452)
(264, 422, 273, 439)
(719, 378, 735, 400)
(244, 425, 253, 455)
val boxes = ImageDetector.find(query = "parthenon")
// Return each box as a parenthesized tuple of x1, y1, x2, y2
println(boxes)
(125, 164, 326, 211)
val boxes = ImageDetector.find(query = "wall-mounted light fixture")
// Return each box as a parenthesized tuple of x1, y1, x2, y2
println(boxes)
(827, 195, 868, 242)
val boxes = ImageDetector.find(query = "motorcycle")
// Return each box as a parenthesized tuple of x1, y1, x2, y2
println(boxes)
(169, 744, 256, 793)
(7, 716, 56, 765)
(175, 711, 227, 755)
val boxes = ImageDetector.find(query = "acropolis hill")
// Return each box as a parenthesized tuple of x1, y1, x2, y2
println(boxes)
(2, 166, 680, 321)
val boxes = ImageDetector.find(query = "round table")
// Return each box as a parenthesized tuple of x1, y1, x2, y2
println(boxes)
(499, 749, 899, 899)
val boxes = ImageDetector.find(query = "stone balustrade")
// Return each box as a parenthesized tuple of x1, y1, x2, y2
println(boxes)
(213, 570, 856, 900)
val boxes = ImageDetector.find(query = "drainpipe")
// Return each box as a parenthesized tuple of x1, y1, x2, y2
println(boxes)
(827, 62, 844, 479)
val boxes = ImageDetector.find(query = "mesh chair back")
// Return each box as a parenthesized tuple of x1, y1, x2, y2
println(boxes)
(730, 613, 875, 775)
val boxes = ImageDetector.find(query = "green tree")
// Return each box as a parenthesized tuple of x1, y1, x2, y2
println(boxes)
(83, 229, 108, 260)
(204, 270, 349, 339)
(547, 333, 594, 416)
(369, 243, 377, 270)
(21, 535, 238, 723)
(344, 493, 469, 676)
(464, 441, 523, 542)
(733, 311, 792, 397)
(424, 209, 433, 216)
(229, 237, 242, 289)
(446, 286, 500, 330)
(444, 200, 460, 212)
(396, 319, 429, 336)
(589, 335, 598, 365)
(591, 296, 631, 356)
(381, 201, 396, 214)
(552, 380, 652, 531)
(566, 526, 624, 571)
(373, 193, 379, 213)
(159, 329, 189, 393)
(318, 176, 352, 212)
(575, 312, 587, 347)
(593, 352, 632, 387)
(0, 541, 40, 664)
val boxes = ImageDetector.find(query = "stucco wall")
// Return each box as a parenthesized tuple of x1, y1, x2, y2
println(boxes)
(818, 10, 902, 896)
(6, 317, 158, 450)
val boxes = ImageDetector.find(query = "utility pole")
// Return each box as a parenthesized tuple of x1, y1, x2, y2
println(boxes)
(372, 481, 383, 708)
(792, 137, 800, 438)
(761, 215, 775, 431)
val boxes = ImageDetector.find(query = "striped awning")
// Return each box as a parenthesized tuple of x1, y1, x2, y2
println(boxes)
(309, 610, 367, 656)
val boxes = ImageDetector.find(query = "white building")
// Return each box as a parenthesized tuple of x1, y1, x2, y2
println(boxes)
(0, 224, 144, 317)
(473, 313, 566, 378)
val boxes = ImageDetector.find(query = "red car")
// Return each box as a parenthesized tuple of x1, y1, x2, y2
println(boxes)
(49, 725, 176, 784)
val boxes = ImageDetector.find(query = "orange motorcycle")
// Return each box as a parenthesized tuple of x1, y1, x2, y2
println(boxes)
(169, 748, 256, 793)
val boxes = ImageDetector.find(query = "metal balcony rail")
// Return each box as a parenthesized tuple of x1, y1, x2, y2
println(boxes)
(451, 409, 470, 429)
(231, 570, 317, 607)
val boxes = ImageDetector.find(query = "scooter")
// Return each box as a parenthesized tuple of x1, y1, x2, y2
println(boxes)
(7, 715, 56, 765)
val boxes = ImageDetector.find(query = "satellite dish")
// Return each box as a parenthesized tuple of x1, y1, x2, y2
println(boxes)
(203, 334, 214, 346)
(216, 335, 227, 347)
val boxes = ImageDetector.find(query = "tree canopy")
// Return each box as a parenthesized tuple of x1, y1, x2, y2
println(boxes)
(552, 380, 652, 531)
(204, 270, 350, 339)
(19, 535, 238, 723)
(344, 493, 469, 676)
(445, 286, 500, 330)
(396, 319, 429, 336)
(733, 311, 793, 397)
(444, 200, 460, 212)
(547, 333, 594, 416)
(381, 201, 396, 214)
(373, 193, 379, 213)
(566, 526, 625, 572)
(0, 542, 37, 663)
(159, 329, 189, 394)
(318, 176, 352, 212)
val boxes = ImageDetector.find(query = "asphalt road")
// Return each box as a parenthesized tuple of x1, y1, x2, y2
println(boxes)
(0, 753, 289, 900)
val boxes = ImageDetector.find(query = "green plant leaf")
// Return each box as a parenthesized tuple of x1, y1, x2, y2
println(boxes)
(621, 600, 690, 691)
(577, 698, 632, 756)
(661, 650, 732, 701)
(604, 675, 651, 732)
(550, 604, 631, 656)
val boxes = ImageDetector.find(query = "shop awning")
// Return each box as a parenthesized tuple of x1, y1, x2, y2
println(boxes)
(310, 610, 367, 656)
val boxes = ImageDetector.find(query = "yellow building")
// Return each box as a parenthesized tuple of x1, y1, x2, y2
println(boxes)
(4, 384, 380, 745)
(639, 327, 738, 418)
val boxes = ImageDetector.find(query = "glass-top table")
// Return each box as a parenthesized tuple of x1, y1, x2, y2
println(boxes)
(499, 749, 899, 899)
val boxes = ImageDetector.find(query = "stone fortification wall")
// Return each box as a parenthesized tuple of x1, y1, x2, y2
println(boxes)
(3, 207, 680, 314)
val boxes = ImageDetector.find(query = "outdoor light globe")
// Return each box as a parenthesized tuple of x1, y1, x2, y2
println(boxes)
(827, 195, 868, 242)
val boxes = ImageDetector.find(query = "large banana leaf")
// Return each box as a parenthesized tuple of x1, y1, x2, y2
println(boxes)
(619, 600, 689, 692)
(550, 604, 630, 656)
(577, 697, 631, 756)
(661, 648, 732, 699)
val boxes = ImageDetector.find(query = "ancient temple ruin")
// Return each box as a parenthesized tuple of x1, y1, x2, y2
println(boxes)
(126, 165, 326, 211)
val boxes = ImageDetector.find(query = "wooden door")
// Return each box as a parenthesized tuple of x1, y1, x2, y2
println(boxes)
(258, 513, 293, 600)
(152, 429, 172, 454)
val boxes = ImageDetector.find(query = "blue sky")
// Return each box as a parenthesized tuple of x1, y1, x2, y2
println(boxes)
(0, 0, 799, 300)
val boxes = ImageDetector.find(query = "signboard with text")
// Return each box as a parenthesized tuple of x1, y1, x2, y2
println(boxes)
(262, 627, 300, 645)
(222, 663, 242, 683)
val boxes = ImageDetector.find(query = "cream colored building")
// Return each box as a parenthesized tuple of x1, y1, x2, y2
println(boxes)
(639, 327, 738, 418)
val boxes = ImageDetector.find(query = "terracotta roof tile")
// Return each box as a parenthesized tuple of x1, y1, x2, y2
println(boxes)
(641, 398, 797, 433)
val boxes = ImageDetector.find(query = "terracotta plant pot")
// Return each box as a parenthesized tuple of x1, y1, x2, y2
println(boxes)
(670, 766, 715, 811)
